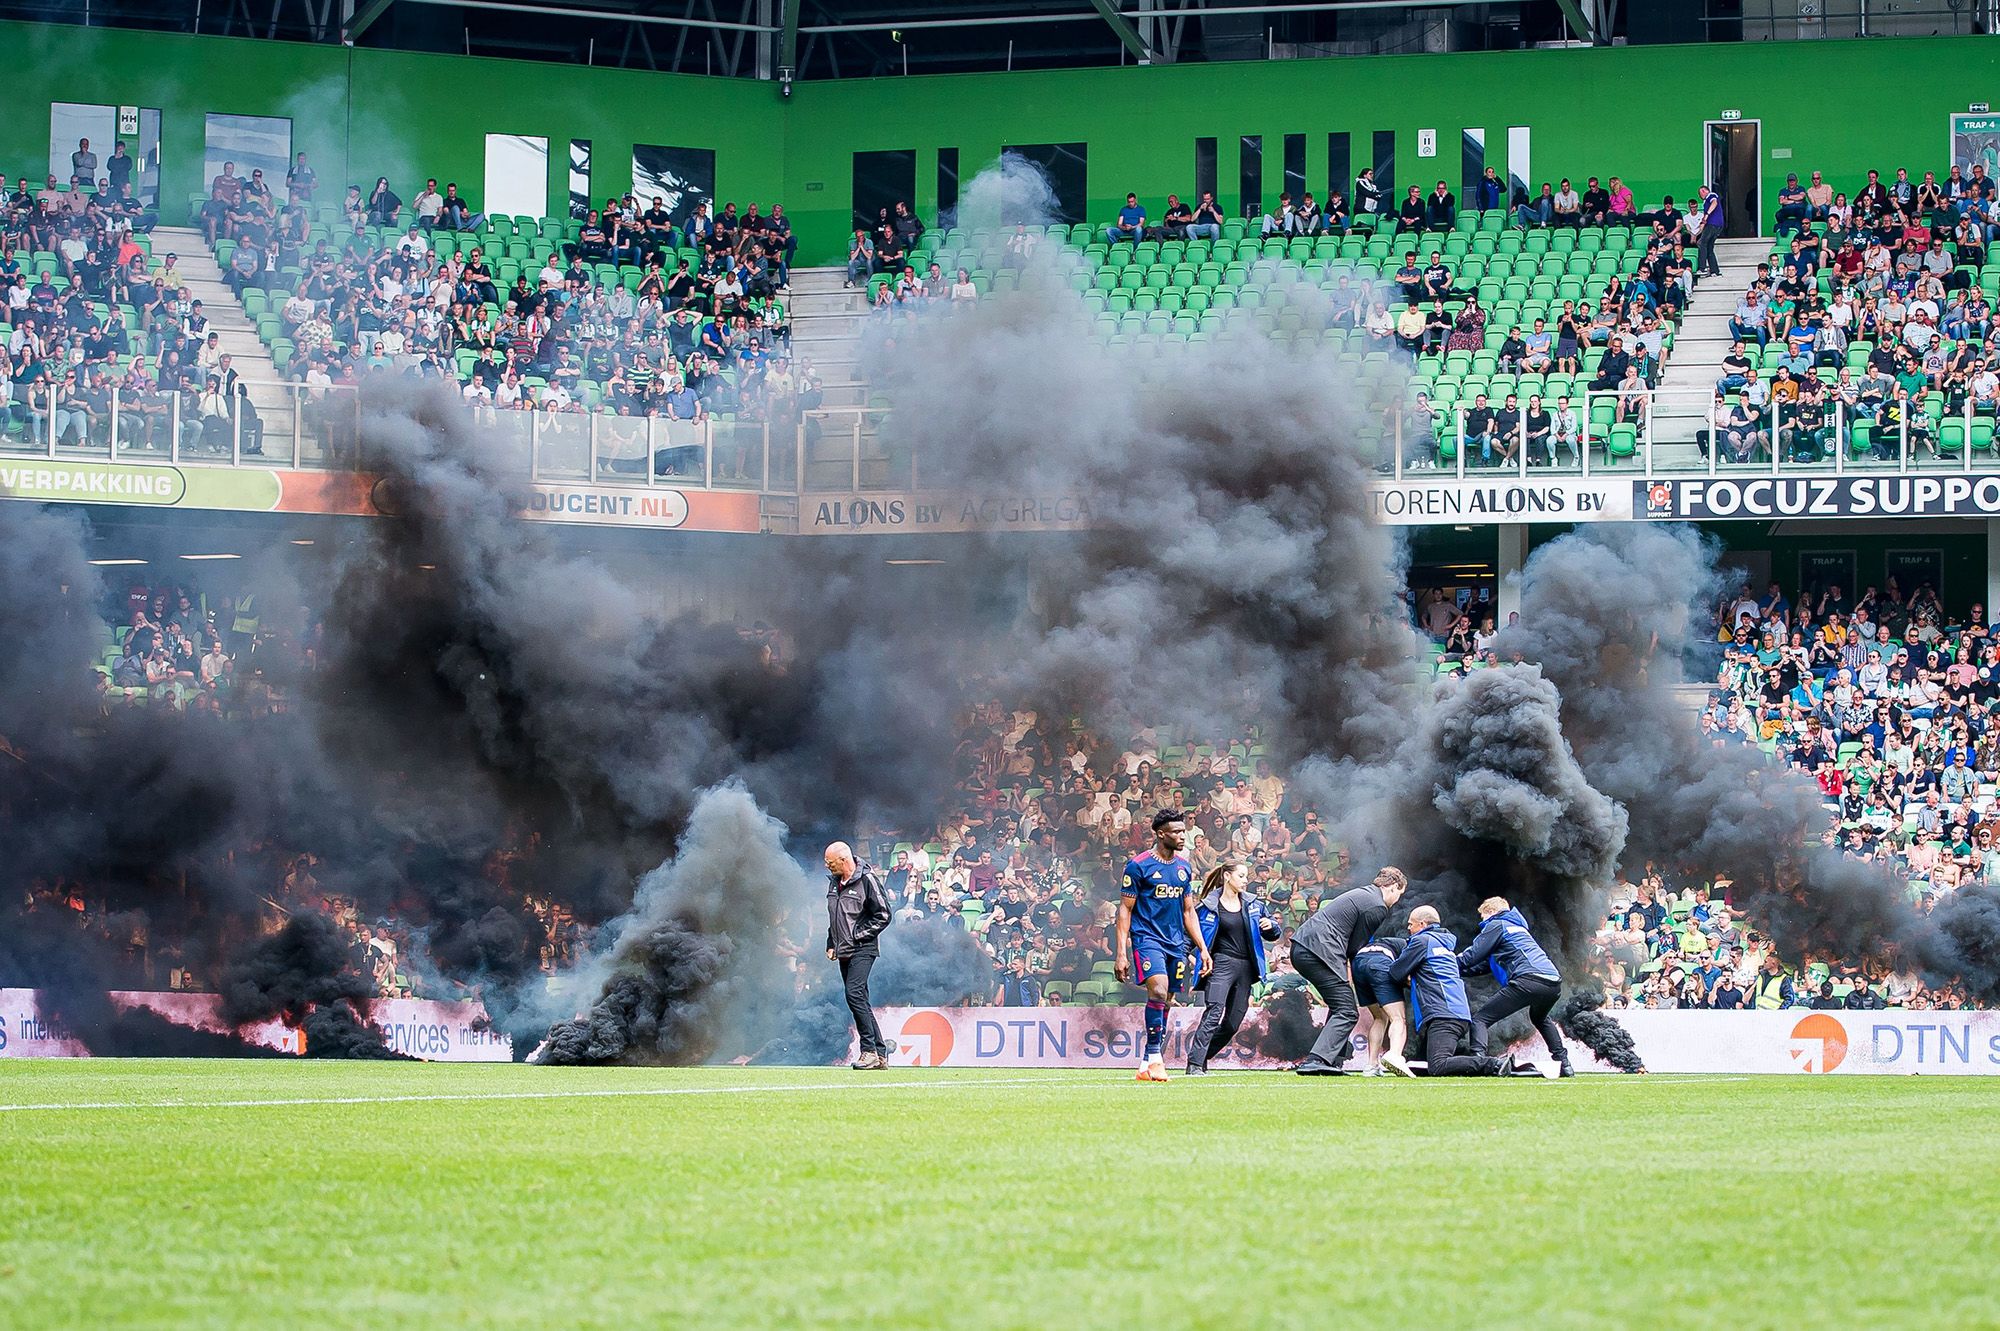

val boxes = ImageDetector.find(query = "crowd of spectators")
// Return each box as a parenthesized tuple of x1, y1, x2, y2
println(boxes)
(1597, 574, 1991, 1009)
(198, 165, 816, 466)
(0, 142, 249, 451)
(99, 579, 275, 713)
(1041, 172, 1717, 470)
(1708, 163, 2000, 465)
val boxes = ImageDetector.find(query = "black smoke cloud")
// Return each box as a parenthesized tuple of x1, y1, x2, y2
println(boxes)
(8, 156, 1997, 1070)
(1500, 524, 2000, 1003)
(1332, 665, 1627, 971)
(868, 160, 1415, 767)
(218, 913, 404, 1059)
(535, 784, 811, 1065)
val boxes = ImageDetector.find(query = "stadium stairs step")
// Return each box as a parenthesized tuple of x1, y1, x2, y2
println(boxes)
(152, 225, 296, 438)
(787, 266, 873, 412)
(1653, 234, 1776, 415)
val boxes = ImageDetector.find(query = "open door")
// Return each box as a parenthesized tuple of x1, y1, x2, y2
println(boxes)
(1704, 120, 1762, 238)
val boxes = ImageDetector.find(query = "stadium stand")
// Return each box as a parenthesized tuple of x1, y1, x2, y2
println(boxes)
(1685, 162, 2000, 465)
(185, 177, 805, 442)
(865, 186, 1693, 469)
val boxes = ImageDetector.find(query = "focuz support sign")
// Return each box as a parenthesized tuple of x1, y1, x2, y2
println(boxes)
(1634, 475, 2000, 520)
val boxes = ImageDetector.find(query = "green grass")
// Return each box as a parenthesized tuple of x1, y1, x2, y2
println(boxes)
(3, 1063, 1996, 1329)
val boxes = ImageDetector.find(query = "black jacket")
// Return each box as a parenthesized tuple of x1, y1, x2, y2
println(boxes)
(826, 861, 892, 958)
(1292, 885, 1388, 963)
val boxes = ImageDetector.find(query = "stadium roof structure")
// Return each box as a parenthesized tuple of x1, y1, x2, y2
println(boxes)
(0, 0, 1627, 78)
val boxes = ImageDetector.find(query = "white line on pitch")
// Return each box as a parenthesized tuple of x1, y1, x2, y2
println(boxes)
(0, 1071, 1121, 1114)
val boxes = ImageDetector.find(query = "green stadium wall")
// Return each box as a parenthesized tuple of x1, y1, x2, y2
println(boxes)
(3, 20, 1998, 263)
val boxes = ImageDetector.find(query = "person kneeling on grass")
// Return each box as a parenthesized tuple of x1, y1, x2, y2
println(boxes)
(1382, 906, 1524, 1078)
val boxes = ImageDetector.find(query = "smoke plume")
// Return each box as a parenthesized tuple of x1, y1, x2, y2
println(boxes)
(218, 913, 402, 1058)
(1500, 524, 2000, 1003)
(9, 154, 2000, 1074)
(1555, 989, 1647, 1074)
(535, 784, 812, 1065)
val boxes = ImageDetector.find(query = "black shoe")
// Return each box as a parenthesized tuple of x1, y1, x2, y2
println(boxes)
(1184, 1065, 1208, 1077)
(1294, 1061, 1346, 1076)
(1558, 1059, 1575, 1079)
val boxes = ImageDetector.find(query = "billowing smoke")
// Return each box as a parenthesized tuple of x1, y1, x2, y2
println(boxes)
(218, 913, 402, 1059)
(9, 154, 1998, 1073)
(1556, 989, 1647, 1074)
(869, 160, 1415, 765)
(1500, 524, 2000, 1003)
(1334, 666, 1627, 969)
(535, 784, 812, 1065)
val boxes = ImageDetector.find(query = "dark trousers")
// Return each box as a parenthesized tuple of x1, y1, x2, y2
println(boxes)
(1188, 952, 1255, 1069)
(1470, 973, 1568, 1063)
(1290, 943, 1360, 1067)
(1697, 228, 1720, 277)
(1416, 1016, 1502, 1077)
(840, 942, 885, 1056)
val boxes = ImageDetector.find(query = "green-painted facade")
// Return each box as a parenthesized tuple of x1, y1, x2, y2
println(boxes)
(4, 21, 1998, 263)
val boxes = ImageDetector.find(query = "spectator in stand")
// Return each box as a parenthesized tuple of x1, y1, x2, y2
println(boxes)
(1188, 191, 1224, 241)
(1475, 166, 1504, 213)
(1551, 177, 1581, 229)
(437, 184, 486, 233)
(1352, 167, 1383, 227)
(412, 179, 444, 230)
(1516, 181, 1554, 230)
(1775, 173, 1811, 235)
(1104, 193, 1145, 246)
(1424, 180, 1456, 231)
(1580, 177, 1611, 227)
(286, 151, 317, 204)
(1395, 185, 1426, 236)
(364, 177, 402, 227)
(201, 161, 243, 244)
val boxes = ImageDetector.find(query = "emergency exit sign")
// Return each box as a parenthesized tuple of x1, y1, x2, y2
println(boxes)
(1720, 109, 1742, 121)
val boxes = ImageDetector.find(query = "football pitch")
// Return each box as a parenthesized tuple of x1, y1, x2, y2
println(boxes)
(4, 1063, 1996, 1329)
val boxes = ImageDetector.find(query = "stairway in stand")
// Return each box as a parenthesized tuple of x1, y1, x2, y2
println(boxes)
(1647, 236, 1773, 467)
(151, 225, 295, 450)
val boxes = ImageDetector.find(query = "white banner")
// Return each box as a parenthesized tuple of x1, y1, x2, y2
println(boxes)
(867, 1005, 2000, 1075)
(1366, 478, 1633, 525)
(0, 989, 513, 1061)
(1576, 1009, 2000, 1076)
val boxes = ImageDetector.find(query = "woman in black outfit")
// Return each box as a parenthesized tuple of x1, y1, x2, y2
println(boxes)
(1187, 861, 1284, 1075)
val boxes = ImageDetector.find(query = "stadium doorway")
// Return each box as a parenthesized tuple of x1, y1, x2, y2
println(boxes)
(1704, 120, 1762, 238)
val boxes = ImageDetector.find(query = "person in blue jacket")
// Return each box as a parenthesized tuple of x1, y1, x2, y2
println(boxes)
(1458, 896, 1573, 1077)
(1383, 906, 1510, 1077)
(1185, 861, 1284, 1075)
